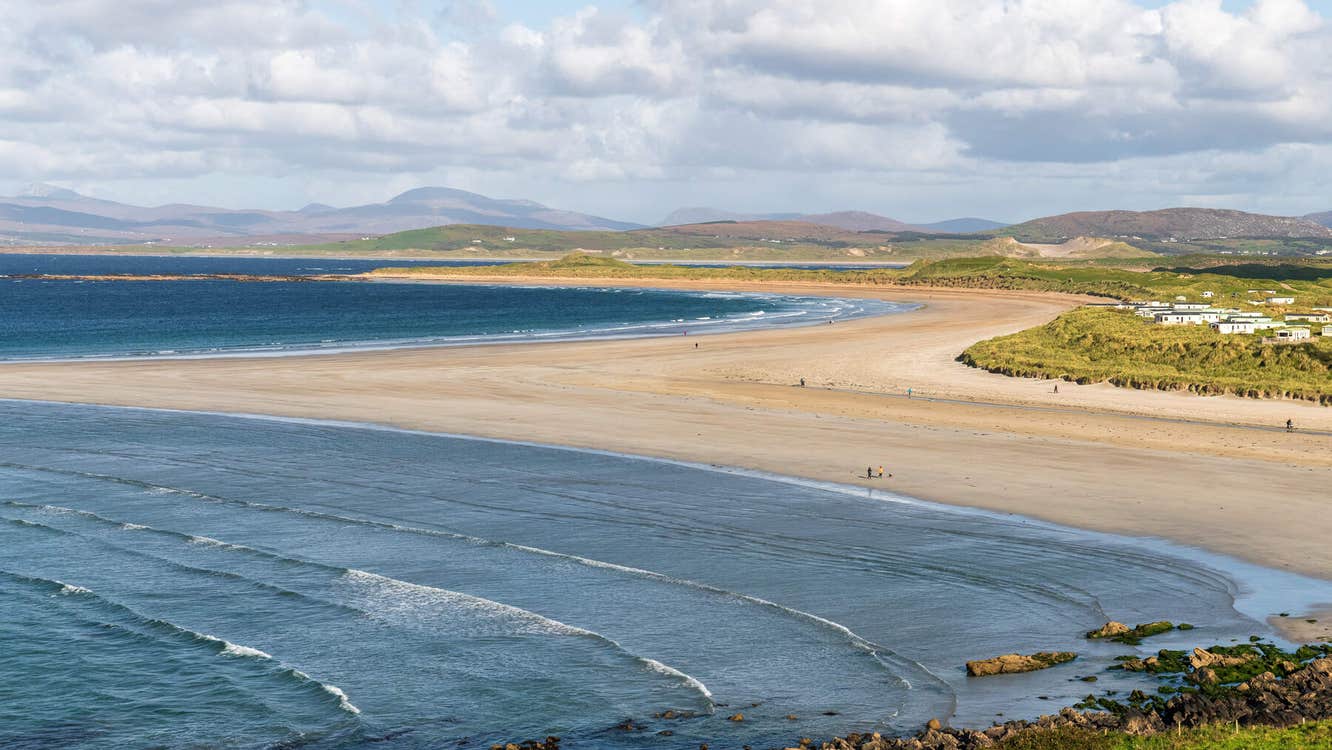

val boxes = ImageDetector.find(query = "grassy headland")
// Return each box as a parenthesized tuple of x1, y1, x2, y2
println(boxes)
(959, 307, 1332, 404)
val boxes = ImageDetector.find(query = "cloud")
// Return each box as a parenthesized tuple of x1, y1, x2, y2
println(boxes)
(1, 0, 1331, 219)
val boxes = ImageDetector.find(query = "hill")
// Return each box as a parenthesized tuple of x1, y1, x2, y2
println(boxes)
(656, 207, 1006, 234)
(977, 236, 1156, 259)
(1305, 211, 1332, 229)
(1001, 208, 1332, 243)
(917, 217, 1008, 233)
(0, 186, 641, 246)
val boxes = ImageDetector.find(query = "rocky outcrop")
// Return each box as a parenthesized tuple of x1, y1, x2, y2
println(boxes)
(1086, 620, 1178, 644)
(965, 651, 1076, 676)
(1189, 647, 1255, 670)
(799, 658, 1332, 750)
(1086, 621, 1130, 639)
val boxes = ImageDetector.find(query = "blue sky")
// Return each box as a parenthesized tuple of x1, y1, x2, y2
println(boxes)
(4, 0, 1332, 224)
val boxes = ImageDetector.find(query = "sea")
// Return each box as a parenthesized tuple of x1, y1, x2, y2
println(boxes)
(0, 255, 898, 360)
(1, 255, 1328, 749)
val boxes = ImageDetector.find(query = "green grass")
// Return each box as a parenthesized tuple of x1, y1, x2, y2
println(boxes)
(960, 307, 1332, 404)
(992, 722, 1332, 749)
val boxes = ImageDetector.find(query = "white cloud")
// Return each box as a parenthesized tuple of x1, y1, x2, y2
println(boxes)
(2, 0, 1332, 220)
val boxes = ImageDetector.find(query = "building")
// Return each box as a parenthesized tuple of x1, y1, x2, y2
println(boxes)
(1286, 313, 1332, 323)
(1155, 312, 1206, 325)
(1202, 291, 1215, 298)
(1172, 302, 1209, 311)
(1323, 325, 1332, 337)
(1266, 296, 1296, 305)
(1212, 321, 1255, 335)
(1274, 327, 1311, 341)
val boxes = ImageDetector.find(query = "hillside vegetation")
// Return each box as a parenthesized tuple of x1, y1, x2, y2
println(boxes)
(372, 253, 1332, 305)
(960, 307, 1332, 404)
(1000, 208, 1332, 243)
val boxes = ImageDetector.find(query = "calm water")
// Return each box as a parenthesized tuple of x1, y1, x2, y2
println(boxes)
(2, 403, 1326, 750)
(0, 255, 899, 360)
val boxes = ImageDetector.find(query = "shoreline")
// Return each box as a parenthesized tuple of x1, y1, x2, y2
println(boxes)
(11, 395, 1332, 644)
(1, 277, 1330, 582)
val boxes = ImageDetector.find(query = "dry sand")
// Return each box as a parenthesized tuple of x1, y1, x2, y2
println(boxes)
(1, 278, 1329, 583)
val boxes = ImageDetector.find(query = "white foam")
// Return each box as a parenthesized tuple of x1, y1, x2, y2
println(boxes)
(120, 523, 148, 531)
(222, 642, 274, 659)
(339, 569, 594, 638)
(641, 657, 713, 700)
(59, 583, 91, 595)
(321, 684, 362, 714)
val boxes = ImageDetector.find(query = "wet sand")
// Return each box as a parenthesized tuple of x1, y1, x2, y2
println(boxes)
(1, 278, 1329, 581)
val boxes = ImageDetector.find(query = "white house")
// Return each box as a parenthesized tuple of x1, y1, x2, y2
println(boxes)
(1323, 325, 1332, 337)
(1266, 296, 1296, 305)
(1172, 302, 1209, 311)
(1155, 312, 1206, 325)
(1286, 313, 1332, 323)
(1202, 291, 1215, 298)
(1174, 295, 1188, 302)
(1212, 321, 1255, 334)
(1275, 327, 1312, 341)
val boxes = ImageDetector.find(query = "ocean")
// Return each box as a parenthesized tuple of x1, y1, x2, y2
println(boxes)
(0, 255, 898, 360)
(1, 255, 1325, 749)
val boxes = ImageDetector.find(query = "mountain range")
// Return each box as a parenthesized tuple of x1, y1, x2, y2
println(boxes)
(656, 207, 1007, 234)
(4, 183, 1332, 251)
(0, 185, 641, 246)
(1000, 208, 1332, 243)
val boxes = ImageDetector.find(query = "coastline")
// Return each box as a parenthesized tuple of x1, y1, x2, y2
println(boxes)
(0, 277, 1330, 582)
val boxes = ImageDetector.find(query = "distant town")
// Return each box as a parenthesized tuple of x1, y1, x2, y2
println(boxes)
(1105, 294, 1332, 341)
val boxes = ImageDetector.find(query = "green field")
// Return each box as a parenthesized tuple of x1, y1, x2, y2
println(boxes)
(372, 253, 1332, 304)
(990, 721, 1332, 749)
(960, 307, 1332, 404)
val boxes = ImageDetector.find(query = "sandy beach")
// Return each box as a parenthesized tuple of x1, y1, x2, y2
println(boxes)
(1, 277, 1329, 586)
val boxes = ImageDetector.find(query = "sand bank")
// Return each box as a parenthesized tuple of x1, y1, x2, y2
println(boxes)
(0, 278, 1329, 581)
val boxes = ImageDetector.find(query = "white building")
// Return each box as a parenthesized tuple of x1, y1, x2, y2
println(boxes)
(1323, 325, 1332, 337)
(1173, 302, 1209, 311)
(1286, 313, 1332, 323)
(1155, 312, 1206, 325)
(1275, 327, 1311, 341)
(1202, 291, 1215, 298)
(1212, 321, 1255, 334)
(1266, 296, 1296, 305)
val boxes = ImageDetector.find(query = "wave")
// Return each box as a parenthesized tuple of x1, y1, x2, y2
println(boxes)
(3, 501, 715, 710)
(0, 566, 362, 718)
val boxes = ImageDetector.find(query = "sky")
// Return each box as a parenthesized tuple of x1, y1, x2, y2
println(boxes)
(3, 0, 1332, 225)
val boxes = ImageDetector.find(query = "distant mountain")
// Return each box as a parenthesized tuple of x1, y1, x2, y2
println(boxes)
(658, 207, 1006, 234)
(917, 217, 1008, 233)
(0, 186, 643, 246)
(658, 207, 801, 226)
(1001, 208, 1332, 243)
(658, 207, 926, 232)
(1304, 211, 1332, 229)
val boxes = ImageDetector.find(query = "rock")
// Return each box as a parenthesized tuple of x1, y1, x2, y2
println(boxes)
(1189, 647, 1254, 670)
(966, 651, 1077, 676)
(1087, 621, 1131, 639)
(926, 718, 941, 731)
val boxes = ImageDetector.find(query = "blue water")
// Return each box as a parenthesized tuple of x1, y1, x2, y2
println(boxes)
(0, 255, 899, 360)
(3, 402, 1328, 750)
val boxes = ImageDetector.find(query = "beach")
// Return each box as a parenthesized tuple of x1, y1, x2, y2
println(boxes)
(1, 276, 1329, 584)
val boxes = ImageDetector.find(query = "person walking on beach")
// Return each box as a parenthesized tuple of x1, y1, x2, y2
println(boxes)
(867, 466, 874, 479)
(907, 387, 913, 399)
(1287, 419, 1295, 433)
(1053, 383, 1059, 394)
(877, 465, 885, 479)
(800, 378, 805, 387)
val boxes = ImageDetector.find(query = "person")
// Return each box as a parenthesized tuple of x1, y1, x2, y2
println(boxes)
(907, 387, 913, 399)
(694, 342, 699, 348)
(867, 466, 873, 479)
(799, 378, 805, 387)
(1053, 383, 1059, 394)
(1287, 419, 1295, 433)
(877, 465, 884, 478)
